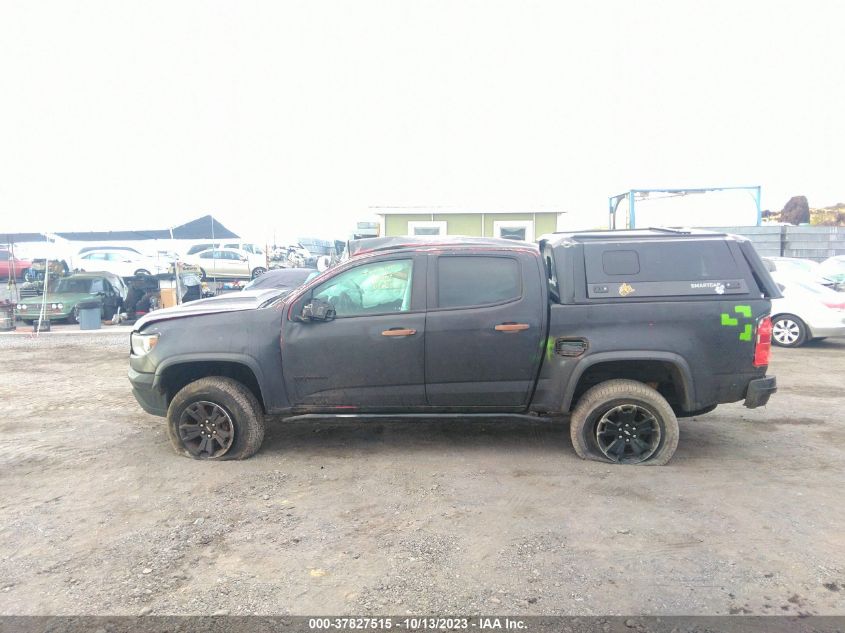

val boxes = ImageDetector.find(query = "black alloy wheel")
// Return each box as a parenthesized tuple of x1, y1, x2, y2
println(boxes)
(177, 400, 235, 458)
(595, 403, 661, 464)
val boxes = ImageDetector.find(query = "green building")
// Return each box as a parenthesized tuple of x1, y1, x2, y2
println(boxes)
(373, 208, 563, 242)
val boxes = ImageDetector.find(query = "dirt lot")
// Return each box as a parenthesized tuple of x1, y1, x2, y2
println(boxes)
(0, 332, 843, 616)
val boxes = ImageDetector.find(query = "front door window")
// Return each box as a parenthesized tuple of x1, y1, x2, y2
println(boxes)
(312, 259, 413, 317)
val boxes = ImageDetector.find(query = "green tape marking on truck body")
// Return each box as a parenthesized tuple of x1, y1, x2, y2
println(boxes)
(720, 305, 753, 340)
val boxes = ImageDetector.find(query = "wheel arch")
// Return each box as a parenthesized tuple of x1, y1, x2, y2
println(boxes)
(154, 354, 267, 413)
(562, 351, 695, 413)
(771, 312, 811, 340)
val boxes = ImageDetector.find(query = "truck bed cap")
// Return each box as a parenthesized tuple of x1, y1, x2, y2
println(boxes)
(541, 227, 736, 246)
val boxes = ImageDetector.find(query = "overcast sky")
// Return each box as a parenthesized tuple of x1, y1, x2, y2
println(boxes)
(1, 0, 843, 242)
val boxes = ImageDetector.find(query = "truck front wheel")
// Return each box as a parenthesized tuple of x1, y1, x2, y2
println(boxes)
(167, 377, 265, 460)
(569, 379, 679, 466)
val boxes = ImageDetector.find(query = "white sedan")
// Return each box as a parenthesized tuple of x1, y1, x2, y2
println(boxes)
(770, 272, 845, 347)
(76, 248, 169, 277)
(184, 247, 268, 280)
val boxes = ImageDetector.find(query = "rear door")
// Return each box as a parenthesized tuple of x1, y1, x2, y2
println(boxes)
(424, 251, 545, 408)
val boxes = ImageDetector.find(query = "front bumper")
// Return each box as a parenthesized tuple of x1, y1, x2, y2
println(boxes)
(128, 367, 168, 417)
(744, 376, 777, 408)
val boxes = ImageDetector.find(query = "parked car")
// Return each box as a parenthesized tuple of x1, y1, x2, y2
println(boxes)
(77, 245, 142, 255)
(763, 256, 835, 287)
(185, 241, 266, 257)
(16, 271, 128, 323)
(242, 267, 318, 292)
(76, 248, 168, 278)
(819, 255, 845, 286)
(769, 272, 845, 347)
(129, 230, 779, 465)
(184, 247, 267, 280)
(0, 249, 33, 280)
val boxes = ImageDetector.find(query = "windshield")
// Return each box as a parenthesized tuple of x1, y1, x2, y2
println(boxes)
(55, 278, 97, 293)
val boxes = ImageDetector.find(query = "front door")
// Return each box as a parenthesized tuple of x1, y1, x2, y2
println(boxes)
(424, 252, 545, 408)
(282, 254, 427, 410)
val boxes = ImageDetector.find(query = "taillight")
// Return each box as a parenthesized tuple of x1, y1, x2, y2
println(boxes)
(823, 301, 845, 310)
(753, 316, 772, 367)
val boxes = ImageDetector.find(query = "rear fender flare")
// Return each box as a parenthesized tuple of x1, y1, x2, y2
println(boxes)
(562, 351, 695, 412)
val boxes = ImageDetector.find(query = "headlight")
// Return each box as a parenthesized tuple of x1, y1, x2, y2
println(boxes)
(131, 331, 160, 356)
(51, 303, 58, 309)
(57, 303, 64, 310)
(20, 304, 27, 311)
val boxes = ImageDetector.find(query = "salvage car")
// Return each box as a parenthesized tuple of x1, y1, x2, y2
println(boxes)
(76, 248, 168, 278)
(769, 272, 845, 347)
(242, 267, 318, 292)
(128, 231, 779, 465)
(17, 271, 128, 323)
(184, 247, 268, 280)
(0, 249, 32, 280)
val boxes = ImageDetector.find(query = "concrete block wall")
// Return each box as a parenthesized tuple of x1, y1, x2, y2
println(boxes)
(704, 226, 845, 261)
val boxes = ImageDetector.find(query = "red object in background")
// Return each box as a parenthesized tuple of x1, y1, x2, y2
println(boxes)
(753, 316, 773, 367)
(0, 251, 32, 280)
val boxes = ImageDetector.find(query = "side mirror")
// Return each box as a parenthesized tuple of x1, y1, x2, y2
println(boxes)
(301, 298, 335, 322)
(240, 256, 248, 261)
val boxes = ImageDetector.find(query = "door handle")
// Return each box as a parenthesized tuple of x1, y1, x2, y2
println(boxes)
(382, 328, 417, 337)
(494, 323, 530, 332)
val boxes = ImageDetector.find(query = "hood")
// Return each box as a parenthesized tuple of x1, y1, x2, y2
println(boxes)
(134, 288, 287, 329)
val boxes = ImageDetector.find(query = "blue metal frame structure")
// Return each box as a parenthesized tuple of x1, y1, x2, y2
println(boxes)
(608, 186, 762, 229)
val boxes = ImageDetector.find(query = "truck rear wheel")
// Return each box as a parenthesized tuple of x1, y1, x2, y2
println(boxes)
(167, 377, 265, 460)
(569, 379, 679, 466)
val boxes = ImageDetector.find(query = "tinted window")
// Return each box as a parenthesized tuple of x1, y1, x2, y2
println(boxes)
(437, 256, 521, 308)
(313, 259, 413, 317)
(602, 250, 640, 275)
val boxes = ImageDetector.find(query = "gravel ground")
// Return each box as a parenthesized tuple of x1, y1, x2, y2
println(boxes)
(0, 333, 844, 616)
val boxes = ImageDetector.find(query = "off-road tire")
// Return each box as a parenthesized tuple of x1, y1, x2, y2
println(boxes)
(167, 377, 265, 460)
(569, 379, 679, 466)
(67, 306, 80, 324)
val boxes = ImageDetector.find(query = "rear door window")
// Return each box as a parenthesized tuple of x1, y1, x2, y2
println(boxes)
(436, 256, 521, 309)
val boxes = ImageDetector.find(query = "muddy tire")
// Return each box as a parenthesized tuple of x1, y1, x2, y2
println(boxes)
(570, 379, 679, 466)
(167, 377, 265, 460)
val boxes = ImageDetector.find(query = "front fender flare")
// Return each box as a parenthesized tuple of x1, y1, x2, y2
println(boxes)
(153, 352, 268, 405)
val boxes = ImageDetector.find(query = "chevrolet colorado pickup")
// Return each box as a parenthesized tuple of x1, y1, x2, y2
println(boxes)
(129, 230, 780, 465)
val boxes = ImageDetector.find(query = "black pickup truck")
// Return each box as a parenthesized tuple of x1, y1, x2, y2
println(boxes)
(129, 230, 779, 465)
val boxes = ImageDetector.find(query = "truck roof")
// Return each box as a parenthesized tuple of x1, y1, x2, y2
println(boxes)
(348, 236, 535, 257)
(540, 227, 737, 246)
